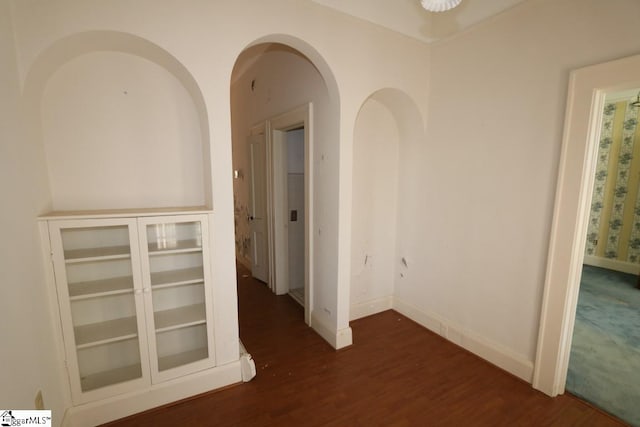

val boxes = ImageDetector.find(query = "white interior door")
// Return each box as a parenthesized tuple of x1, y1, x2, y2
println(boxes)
(249, 133, 269, 283)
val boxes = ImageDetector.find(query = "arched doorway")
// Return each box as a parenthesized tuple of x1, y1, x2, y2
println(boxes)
(230, 38, 345, 346)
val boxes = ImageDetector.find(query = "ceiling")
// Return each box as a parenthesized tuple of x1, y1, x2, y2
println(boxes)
(310, 0, 529, 43)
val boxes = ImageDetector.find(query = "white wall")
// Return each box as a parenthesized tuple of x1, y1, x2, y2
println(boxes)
(395, 0, 640, 373)
(0, 3, 66, 423)
(41, 51, 205, 210)
(9, 1, 431, 349)
(287, 128, 305, 174)
(351, 98, 399, 313)
(4, 0, 431, 419)
(9, 1, 640, 415)
(9, 0, 640, 418)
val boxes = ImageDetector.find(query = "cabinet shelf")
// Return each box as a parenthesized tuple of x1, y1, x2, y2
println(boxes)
(158, 347, 208, 372)
(80, 363, 142, 392)
(154, 303, 206, 333)
(148, 239, 202, 255)
(69, 276, 134, 300)
(74, 316, 138, 349)
(44, 213, 213, 403)
(150, 267, 204, 288)
(65, 246, 131, 263)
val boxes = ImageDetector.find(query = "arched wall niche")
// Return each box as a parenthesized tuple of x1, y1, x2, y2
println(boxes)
(365, 89, 424, 143)
(351, 88, 424, 320)
(23, 30, 212, 210)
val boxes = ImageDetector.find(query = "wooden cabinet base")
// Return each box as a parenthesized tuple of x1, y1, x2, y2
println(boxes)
(63, 361, 242, 427)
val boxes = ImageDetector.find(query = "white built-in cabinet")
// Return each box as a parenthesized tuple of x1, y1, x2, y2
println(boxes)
(43, 212, 215, 405)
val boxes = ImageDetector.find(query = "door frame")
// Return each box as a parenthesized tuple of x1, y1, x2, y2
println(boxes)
(259, 103, 313, 326)
(533, 53, 640, 396)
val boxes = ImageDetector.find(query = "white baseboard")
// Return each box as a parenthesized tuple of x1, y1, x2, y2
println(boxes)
(311, 311, 353, 350)
(63, 361, 242, 427)
(335, 326, 353, 349)
(392, 298, 534, 383)
(350, 296, 393, 321)
(583, 255, 640, 275)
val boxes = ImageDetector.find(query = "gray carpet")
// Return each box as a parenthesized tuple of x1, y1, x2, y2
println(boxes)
(566, 265, 640, 426)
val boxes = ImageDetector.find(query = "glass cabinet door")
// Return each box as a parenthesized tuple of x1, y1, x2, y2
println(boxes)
(137, 215, 215, 382)
(49, 219, 150, 403)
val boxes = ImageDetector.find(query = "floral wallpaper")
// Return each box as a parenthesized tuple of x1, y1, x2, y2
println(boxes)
(585, 98, 640, 263)
(585, 103, 616, 257)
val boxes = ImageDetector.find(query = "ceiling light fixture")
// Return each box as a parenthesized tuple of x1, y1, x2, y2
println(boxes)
(420, 0, 462, 12)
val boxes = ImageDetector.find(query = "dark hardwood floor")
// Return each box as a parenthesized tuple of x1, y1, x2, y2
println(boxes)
(105, 265, 626, 426)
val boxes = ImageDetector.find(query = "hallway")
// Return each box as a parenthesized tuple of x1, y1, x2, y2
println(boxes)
(105, 265, 625, 426)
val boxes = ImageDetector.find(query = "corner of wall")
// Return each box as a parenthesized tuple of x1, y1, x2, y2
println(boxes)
(349, 296, 394, 321)
(311, 310, 353, 349)
(392, 297, 534, 383)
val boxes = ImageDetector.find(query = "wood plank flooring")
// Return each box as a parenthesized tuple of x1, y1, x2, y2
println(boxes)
(104, 265, 627, 426)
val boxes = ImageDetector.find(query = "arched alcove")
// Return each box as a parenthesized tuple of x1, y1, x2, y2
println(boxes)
(23, 31, 211, 210)
(351, 88, 424, 320)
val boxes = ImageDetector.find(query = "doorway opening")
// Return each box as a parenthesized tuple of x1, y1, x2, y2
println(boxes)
(533, 53, 640, 401)
(564, 88, 640, 425)
(230, 38, 346, 349)
(230, 41, 323, 332)
(242, 108, 312, 325)
(266, 106, 312, 325)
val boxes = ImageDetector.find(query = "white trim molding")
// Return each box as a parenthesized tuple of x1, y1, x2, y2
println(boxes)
(350, 296, 393, 321)
(583, 255, 640, 275)
(311, 310, 353, 349)
(393, 298, 534, 383)
(348, 294, 534, 382)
